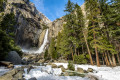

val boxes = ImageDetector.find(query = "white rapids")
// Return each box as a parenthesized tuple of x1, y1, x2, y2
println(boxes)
(22, 29, 49, 54)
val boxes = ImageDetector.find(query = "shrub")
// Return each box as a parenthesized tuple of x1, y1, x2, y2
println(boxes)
(68, 61, 75, 71)
(44, 49, 49, 60)
(73, 54, 87, 64)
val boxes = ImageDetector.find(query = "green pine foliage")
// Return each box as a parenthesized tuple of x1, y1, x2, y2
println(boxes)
(68, 61, 75, 71)
(73, 54, 87, 64)
(0, 13, 22, 61)
(49, 38, 57, 60)
(44, 49, 50, 60)
(0, 0, 4, 12)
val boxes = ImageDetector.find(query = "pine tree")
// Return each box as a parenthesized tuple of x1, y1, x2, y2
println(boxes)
(0, 13, 21, 61)
(85, 0, 101, 66)
(49, 38, 57, 60)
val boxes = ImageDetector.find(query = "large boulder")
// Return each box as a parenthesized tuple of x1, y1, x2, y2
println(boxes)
(6, 51, 22, 65)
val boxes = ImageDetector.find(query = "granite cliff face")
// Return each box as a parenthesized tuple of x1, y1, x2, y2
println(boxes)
(48, 17, 65, 38)
(1, 0, 51, 49)
(0, 0, 86, 50)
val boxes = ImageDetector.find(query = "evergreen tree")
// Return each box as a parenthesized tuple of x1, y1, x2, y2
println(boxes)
(85, 0, 101, 66)
(49, 38, 57, 60)
(44, 49, 49, 60)
(0, 13, 22, 61)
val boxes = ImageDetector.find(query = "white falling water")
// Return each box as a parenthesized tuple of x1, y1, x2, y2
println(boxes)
(34, 29, 48, 53)
(22, 29, 49, 54)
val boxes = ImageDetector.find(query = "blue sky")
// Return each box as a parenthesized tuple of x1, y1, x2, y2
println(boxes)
(30, 0, 84, 21)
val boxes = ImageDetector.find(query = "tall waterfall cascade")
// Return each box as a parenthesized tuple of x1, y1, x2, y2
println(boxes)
(35, 29, 49, 53)
(22, 29, 49, 54)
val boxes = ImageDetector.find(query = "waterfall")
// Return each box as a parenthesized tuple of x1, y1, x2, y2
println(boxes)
(22, 29, 49, 54)
(34, 29, 48, 53)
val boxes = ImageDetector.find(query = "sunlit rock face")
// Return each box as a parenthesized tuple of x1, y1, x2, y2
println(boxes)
(2, 0, 51, 49)
(48, 17, 65, 39)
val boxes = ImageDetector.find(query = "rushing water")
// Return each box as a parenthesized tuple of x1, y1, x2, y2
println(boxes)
(22, 29, 49, 54)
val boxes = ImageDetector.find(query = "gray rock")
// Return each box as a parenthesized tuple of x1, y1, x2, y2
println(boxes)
(61, 67, 65, 72)
(28, 77, 37, 80)
(0, 74, 13, 80)
(14, 70, 24, 79)
(27, 66, 34, 74)
(0, 61, 14, 68)
(51, 64, 57, 68)
(87, 68, 94, 73)
(86, 75, 98, 80)
(77, 68, 84, 73)
(6, 51, 22, 65)
(0, 69, 18, 80)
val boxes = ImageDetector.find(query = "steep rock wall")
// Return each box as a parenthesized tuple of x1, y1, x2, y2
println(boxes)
(0, 0, 51, 49)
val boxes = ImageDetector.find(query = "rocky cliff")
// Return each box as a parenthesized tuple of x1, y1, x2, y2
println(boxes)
(48, 17, 65, 38)
(0, 0, 51, 49)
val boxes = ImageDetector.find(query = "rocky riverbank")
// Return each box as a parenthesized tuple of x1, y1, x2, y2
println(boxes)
(0, 53, 98, 80)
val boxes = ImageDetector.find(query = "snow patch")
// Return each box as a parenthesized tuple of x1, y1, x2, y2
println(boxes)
(54, 63, 120, 80)
(0, 67, 10, 76)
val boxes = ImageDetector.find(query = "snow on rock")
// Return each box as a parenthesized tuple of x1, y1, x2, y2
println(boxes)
(0, 67, 10, 76)
(54, 63, 120, 80)
(23, 65, 89, 80)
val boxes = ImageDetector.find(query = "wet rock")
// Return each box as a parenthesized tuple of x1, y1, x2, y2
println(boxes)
(27, 66, 34, 74)
(61, 70, 85, 77)
(86, 74, 98, 80)
(0, 61, 14, 68)
(14, 71, 23, 79)
(28, 77, 37, 80)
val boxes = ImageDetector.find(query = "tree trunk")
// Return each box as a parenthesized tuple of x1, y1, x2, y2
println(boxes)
(82, 45, 84, 53)
(75, 47, 77, 55)
(95, 47, 100, 66)
(105, 52, 110, 66)
(108, 53, 113, 66)
(71, 47, 74, 61)
(102, 53, 105, 65)
(112, 54, 116, 67)
(93, 32, 100, 67)
(117, 53, 120, 64)
(83, 32, 94, 65)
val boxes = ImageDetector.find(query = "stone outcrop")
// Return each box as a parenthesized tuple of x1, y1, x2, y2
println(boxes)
(48, 17, 65, 39)
(0, 0, 51, 49)
(5, 51, 22, 65)
(0, 61, 14, 68)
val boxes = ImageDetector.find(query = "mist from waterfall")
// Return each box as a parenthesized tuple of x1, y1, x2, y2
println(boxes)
(22, 29, 49, 54)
